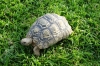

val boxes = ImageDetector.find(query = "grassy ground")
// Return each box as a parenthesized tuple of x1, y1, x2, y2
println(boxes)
(0, 0, 100, 66)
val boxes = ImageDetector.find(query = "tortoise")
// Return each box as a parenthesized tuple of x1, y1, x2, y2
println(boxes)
(21, 13, 73, 56)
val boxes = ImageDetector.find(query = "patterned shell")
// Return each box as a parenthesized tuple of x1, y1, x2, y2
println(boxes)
(26, 13, 73, 49)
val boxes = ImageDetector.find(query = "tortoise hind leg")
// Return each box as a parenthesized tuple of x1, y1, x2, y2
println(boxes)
(33, 46, 40, 56)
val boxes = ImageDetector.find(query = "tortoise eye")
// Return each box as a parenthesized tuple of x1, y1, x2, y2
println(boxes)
(23, 42, 26, 44)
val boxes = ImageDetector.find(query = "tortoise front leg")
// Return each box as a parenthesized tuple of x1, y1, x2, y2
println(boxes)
(33, 46, 40, 56)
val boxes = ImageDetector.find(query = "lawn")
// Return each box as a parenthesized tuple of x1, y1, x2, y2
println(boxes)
(0, 0, 100, 66)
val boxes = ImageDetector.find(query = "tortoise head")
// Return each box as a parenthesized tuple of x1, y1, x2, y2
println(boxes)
(21, 38, 32, 46)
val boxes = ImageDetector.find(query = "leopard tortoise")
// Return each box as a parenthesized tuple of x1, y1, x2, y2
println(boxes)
(21, 13, 73, 56)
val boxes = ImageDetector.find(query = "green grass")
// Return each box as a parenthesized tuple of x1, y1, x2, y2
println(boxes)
(0, 0, 100, 66)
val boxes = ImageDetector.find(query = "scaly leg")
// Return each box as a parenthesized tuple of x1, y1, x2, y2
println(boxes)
(33, 46, 40, 56)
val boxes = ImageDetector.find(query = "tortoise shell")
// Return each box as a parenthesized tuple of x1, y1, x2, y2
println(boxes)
(26, 13, 73, 49)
